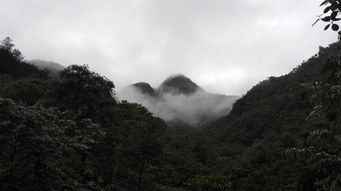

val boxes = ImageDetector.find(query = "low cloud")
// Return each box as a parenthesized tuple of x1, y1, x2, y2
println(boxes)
(0, 0, 336, 95)
(118, 85, 238, 126)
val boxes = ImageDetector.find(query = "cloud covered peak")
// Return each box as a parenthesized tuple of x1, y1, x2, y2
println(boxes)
(159, 74, 201, 95)
(118, 74, 239, 126)
(132, 82, 156, 97)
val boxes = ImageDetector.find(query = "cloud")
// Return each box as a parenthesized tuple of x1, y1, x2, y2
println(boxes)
(0, 0, 336, 95)
(118, 85, 238, 125)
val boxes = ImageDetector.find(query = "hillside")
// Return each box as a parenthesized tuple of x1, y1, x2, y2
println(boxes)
(0, 39, 169, 191)
(0, 47, 48, 80)
(0, 37, 339, 191)
(28, 59, 65, 77)
(201, 43, 339, 190)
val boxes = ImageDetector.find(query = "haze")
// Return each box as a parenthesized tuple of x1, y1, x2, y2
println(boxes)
(118, 76, 239, 125)
(0, 0, 337, 95)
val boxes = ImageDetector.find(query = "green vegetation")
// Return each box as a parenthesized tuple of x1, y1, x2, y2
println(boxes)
(314, 0, 341, 34)
(0, 10, 340, 189)
(0, 38, 170, 190)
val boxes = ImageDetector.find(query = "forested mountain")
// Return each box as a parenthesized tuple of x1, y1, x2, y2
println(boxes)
(201, 42, 341, 190)
(0, 36, 340, 191)
(27, 59, 65, 78)
(119, 75, 238, 126)
(0, 38, 168, 190)
(0, 41, 48, 80)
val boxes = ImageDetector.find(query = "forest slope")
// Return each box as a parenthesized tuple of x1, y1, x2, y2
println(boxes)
(203, 43, 340, 190)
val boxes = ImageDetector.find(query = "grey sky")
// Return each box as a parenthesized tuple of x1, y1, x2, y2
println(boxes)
(0, 0, 337, 95)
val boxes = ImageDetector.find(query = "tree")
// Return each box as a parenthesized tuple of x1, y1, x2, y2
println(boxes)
(0, 37, 14, 51)
(186, 173, 232, 191)
(0, 78, 49, 106)
(0, 37, 23, 61)
(286, 44, 341, 190)
(0, 98, 101, 190)
(45, 65, 117, 123)
(93, 101, 167, 191)
(314, 0, 341, 39)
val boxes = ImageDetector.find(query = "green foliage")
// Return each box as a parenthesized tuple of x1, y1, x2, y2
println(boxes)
(0, 36, 339, 191)
(287, 43, 341, 191)
(0, 38, 172, 190)
(93, 101, 168, 191)
(186, 173, 232, 191)
(202, 44, 334, 190)
(0, 98, 100, 190)
(45, 65, 117, 123)
(0, 37, 48, 80)
(0, 77, 49, 105)
(0, 37, 23, 61)
(315, 0, 341, 37)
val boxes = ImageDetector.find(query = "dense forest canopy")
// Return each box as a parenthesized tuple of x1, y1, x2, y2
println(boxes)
(0, 2, 340, 190)
(0, 34, 339, 190)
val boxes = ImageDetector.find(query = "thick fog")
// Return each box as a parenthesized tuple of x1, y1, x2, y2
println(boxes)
(0, 0, 336, 95)
(118, 85, 238, 125)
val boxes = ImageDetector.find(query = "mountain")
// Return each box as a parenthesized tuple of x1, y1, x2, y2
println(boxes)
(118, 74, 238, 126)
(0, 41, 169, 191)
(27, 59, 64, 77)
(2, 37, 340, 190)
(158, 74, 201, 95)
(132, 82, 156, 97)
(0, 49, 49, 80)
(200, 43, 340, 190)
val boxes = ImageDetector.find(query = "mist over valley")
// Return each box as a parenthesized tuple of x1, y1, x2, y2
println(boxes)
(118, 74, 239, 125)
(0, 0, 340, 190)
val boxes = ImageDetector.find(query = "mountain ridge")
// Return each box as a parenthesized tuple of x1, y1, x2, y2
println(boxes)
(119, 74, 239, 126)
(27, 59, 65, 77)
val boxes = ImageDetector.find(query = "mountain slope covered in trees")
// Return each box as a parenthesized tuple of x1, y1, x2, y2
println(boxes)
(202, 42, 340, 190)
(0, 37, 340, 191)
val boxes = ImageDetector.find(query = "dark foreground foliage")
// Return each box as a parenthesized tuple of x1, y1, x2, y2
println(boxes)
(0, 37, 340, 191)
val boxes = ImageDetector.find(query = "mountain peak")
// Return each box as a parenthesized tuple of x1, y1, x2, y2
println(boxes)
(118, 74, 238, 126)
(131, 82, 156, 97)
(159, 74, 200, 95)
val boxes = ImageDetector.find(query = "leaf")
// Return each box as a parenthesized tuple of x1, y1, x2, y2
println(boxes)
(320, 0, 328, 6)
(331, 11, 338, 19)
(324, 6, 331, 13)
(332, 24, 339, 31)
(331, 3, 338, 11)
(325, 24, 331, 30)
(321, 16, 331, 22)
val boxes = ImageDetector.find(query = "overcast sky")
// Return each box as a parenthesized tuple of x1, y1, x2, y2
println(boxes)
(0, 0, 337, 95)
